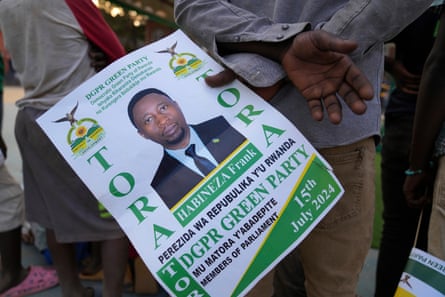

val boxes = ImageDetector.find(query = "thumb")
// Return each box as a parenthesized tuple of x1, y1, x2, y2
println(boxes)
(205, 69, 236, 88)
(315, 30, 358, 54)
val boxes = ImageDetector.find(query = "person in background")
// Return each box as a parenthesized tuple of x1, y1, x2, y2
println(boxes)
(0, 0, 129, 296)
(0, 32, 59, 297)
(375, 4, 442, 296)
(174, 0, 433, 296)
(404, 6, 445, 261)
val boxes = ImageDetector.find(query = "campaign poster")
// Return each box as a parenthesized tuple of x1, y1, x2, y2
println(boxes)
(395, 248, 445, 297)
(37, 30, 344, 297)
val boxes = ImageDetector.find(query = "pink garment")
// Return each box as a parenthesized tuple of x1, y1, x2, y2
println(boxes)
(65, 0, 126, 62)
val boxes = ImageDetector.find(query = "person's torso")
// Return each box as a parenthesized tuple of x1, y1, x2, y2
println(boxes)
(0, 0, 96, 109)
(230, 0, 382, 148)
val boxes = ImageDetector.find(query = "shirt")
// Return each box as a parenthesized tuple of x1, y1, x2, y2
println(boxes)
(0, 0, 125, 110)
(166, 126, 218, 176)
(175, 0, 434, 148)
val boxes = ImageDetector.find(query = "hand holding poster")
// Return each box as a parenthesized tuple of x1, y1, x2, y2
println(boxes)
(37, 30, 344, 296)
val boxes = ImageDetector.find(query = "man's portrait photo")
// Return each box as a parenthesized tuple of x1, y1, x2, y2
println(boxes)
(127, 88, 246, 208)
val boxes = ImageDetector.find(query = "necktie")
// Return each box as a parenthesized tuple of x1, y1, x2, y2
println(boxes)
(185, 144, 216, 175)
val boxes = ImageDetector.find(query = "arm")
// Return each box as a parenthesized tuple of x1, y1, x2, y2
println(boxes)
(175, 1, 309, 55)
(384, 40, 422, 95)
(403, 11, 445, 207)
(176, 0, 433, 79)
(175, 1, 373, 124)
(386, 59, 421, 95)
(384, 31, 420, 94)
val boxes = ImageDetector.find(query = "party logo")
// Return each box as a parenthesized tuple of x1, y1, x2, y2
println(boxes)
(157, 41, 204, 78)
(53, 102, 105, 157)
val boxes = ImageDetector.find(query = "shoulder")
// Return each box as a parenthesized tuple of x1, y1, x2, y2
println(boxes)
(194, 115, 229, 131)
(151, 153, 179, 184)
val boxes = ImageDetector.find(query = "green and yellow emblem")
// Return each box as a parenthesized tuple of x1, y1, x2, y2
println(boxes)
(53, 102, 105, 156)
(157, 41, 203, 78)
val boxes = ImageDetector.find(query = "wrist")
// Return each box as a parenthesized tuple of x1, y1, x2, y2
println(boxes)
(405, 161, 435, 176)
(278, 38, 294, 64)
(404, 168, 425, 176)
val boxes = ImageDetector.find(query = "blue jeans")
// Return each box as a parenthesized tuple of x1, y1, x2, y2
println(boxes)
(375, 113, 430, 297)
(274, 137, 376, 297)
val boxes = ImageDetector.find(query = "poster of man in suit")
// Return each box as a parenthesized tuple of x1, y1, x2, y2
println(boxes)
(128, 87, 246, 209)
(36, 30, 344, 297)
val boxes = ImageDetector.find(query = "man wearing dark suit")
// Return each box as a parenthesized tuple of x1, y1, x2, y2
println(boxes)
(128, 88, 246, 208)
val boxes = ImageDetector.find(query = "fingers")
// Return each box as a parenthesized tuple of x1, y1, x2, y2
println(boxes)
(312, 31, 374, 107)
(304, 81, 369, 124)
(338, 83, 367, 115)
(305, 94, 342, 124)
(403, 175, 429, 208)
(301, 83, 347, 124)
(405, 194, 428, 208)
(344, 63, 374, 101)
(338, 57, 373, 116)
(306, 98, 324, 122)
(323, 93, 342, 124)
(311, 30, 358, 55)
(204, 69, 236, 88)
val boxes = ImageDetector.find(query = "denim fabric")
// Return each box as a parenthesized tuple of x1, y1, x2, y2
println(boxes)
(375, 113, 430, 297)
(273, 137, 376, 297)
(429, 156, 445, 260)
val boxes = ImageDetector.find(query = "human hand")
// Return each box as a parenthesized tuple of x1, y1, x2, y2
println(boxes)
(281, 30, 374, 124)
(403, 172, 434, 208)
(88, 43, 108, 72)
(391, 60, 421, 94)
(204, 68, 237, 88)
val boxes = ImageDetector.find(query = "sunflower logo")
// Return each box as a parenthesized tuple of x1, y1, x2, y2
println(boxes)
(156, 41, 204, 78)
(176, 57, 187, 66)
(75, 125, 88, 138)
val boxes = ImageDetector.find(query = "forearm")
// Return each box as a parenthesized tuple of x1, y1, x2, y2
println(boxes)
(409, 13, 445, 169)
(409, 61, 445, 169)
(175, 0, 308, 58)
(410, 78, 445, 169)
(218, 40, 293, 64)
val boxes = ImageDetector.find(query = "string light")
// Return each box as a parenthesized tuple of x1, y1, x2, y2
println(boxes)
(110, 7, 125, 17)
